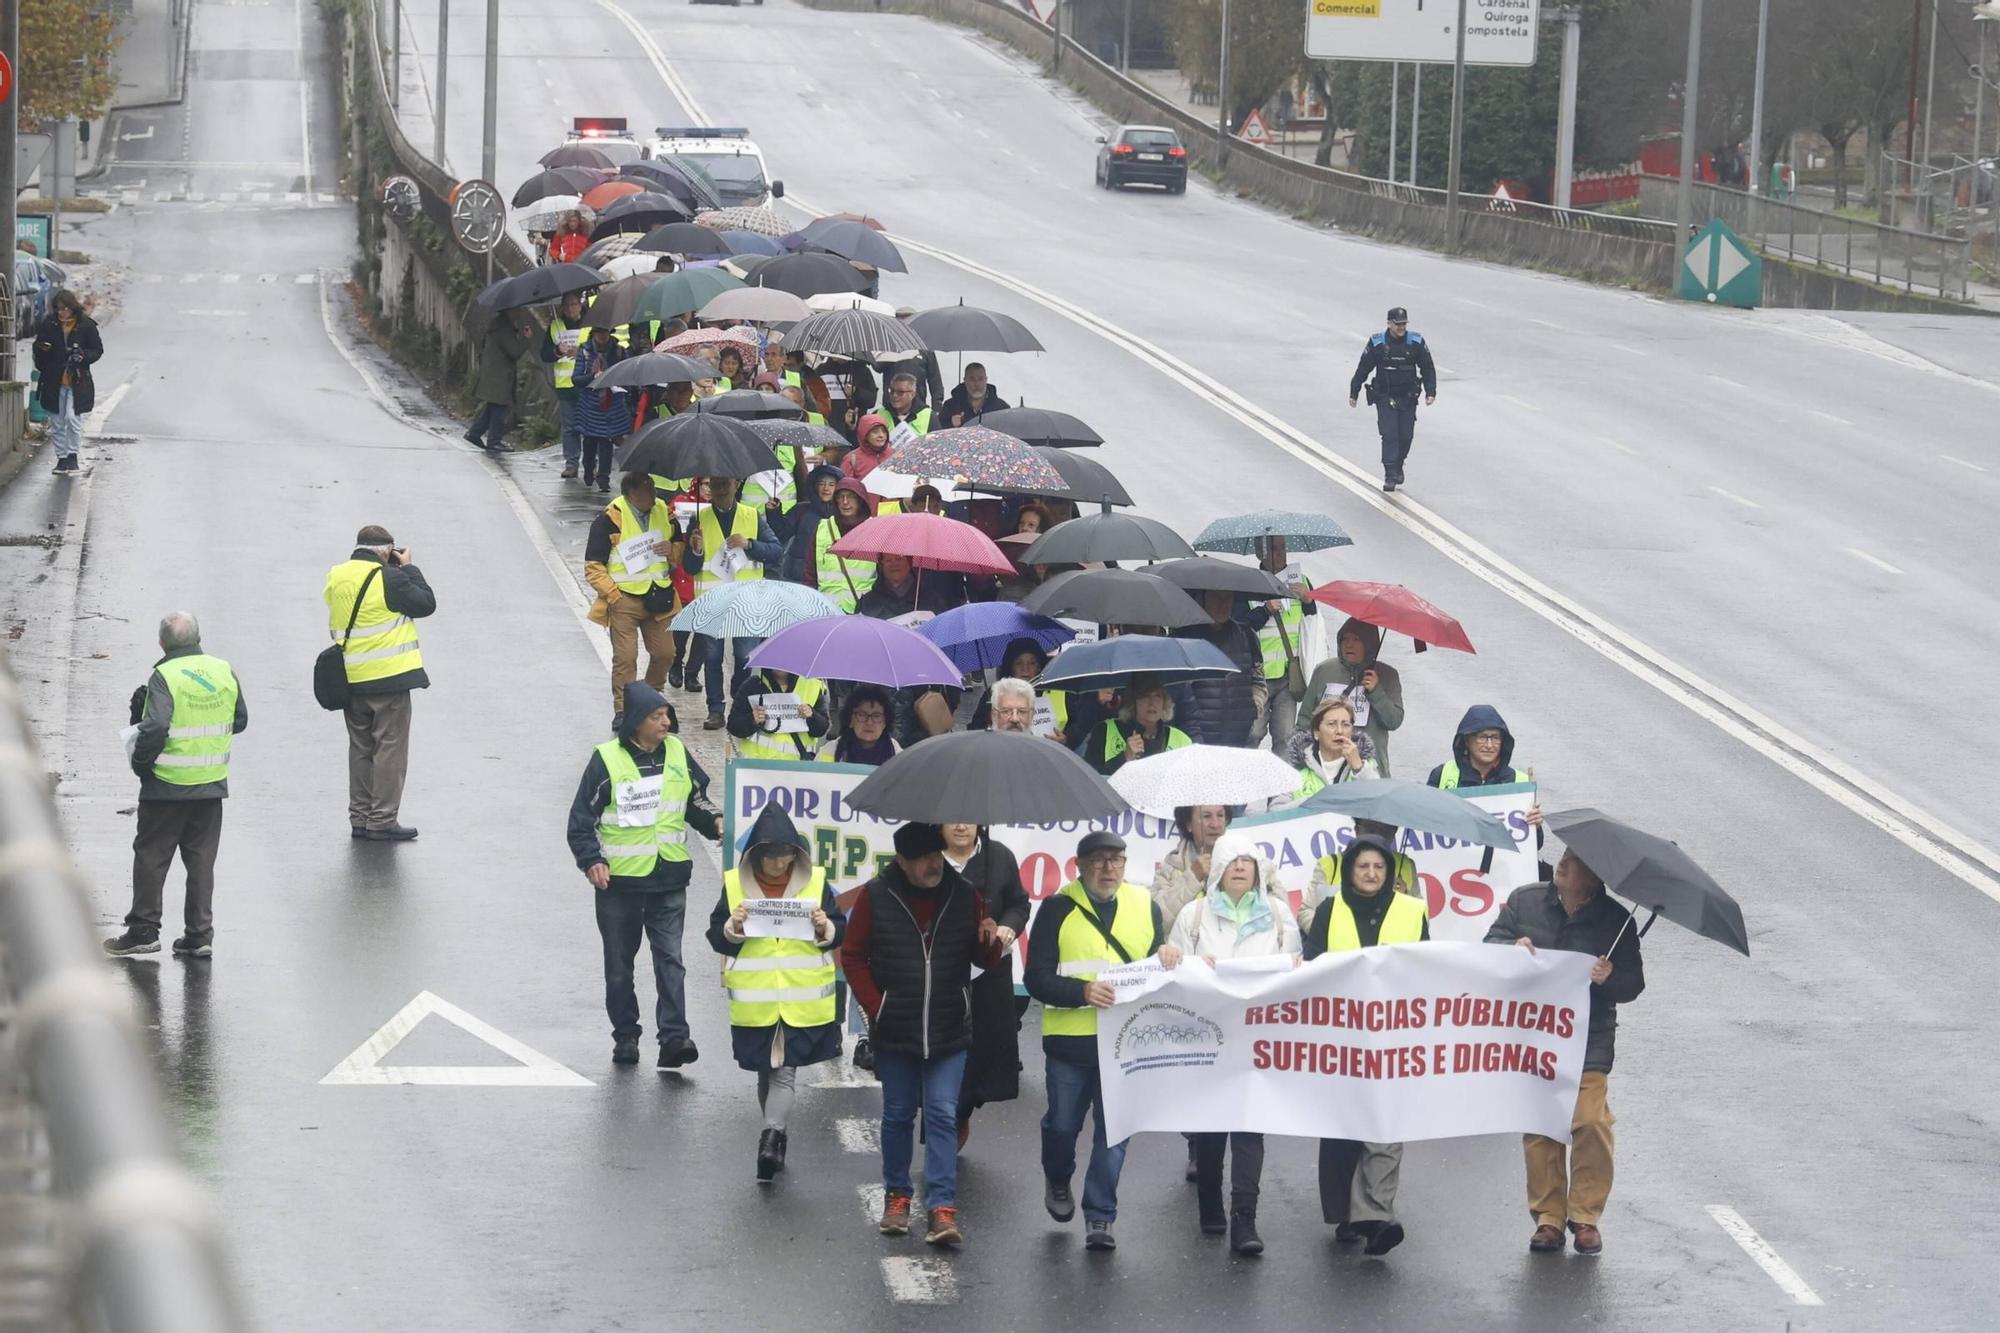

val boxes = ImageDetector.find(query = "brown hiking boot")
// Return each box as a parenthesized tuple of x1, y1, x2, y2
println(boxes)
(879, 1190, 913, 1236)
(1529, 1224, 1566, 1252)
(1569, 1222, 1603, 1255)
(925, 1206, 962, 1247)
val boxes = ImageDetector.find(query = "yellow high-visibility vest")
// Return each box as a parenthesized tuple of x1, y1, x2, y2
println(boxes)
(594, 736, 692, 876)
(1319, 891, 1426, 952)
(324, 560, 422, 685)
(606, 495, 673, 595)
(722, 866, 835, 1028)
(1042, 881, 1154, 1038)
(150, 653, 239, 785)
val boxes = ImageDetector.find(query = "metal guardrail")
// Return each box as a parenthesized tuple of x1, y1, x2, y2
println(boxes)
(0, 660, 244, 1331)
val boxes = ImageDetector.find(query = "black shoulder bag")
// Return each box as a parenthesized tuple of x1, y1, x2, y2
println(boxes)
(314, 566, 381, 712)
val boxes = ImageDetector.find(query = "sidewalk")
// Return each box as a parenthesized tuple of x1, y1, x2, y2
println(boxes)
(1125, 68, 1339, 166)
(81, 0, 188, 178)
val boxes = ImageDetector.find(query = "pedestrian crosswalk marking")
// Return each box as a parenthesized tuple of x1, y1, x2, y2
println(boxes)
(834, 1116, 879, 1152)
(880, 1258, 958, 1305)
(811, 1054, 878, 1088)
(319, 990, 593, 1087)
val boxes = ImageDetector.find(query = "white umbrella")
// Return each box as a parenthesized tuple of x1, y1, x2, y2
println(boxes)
(518, 196, 586, 231)
(670, 581, 844, 639)
(806, 291, 896, 317)
(598, 252, 666, 280)
(699, 286, 811, 324)
(1109, 745, 1302, 815)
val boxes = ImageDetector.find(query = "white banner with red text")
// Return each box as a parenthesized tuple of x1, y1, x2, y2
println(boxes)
(1093, 943, 1593, 1143)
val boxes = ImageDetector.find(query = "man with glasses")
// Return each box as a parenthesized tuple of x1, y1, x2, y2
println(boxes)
(1347, 306, 1437, 494)
(1024, 830, 1181, 1252)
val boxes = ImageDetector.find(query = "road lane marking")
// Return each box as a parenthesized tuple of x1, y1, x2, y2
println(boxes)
(572, 0, 2000, 903)
(295, 0, 314, 194)
(1707, 486, 1761, 509)
(1940, 454, 1987, 472)
(1496, 394, 1540, 412)
(858, 1183, 885, 1221)
(1709, 374, 1747, 391)
(1704, 1206, 1825, 1306)
(1809, 409, 1852, 426)
(880, 1258, 957, 1305)
(1843, 546, 1904, 575)
(812, 1055, 878, 1088)
(1602, 439, 1640, 456)
(1609, 342, 1643, 355)
(835, 1116, 881, 1152)
(319, 991, 594, 1087)
(84, 379, 135, 435)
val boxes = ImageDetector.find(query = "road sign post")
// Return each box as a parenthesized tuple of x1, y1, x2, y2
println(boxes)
(1677, 219, 1762, 307)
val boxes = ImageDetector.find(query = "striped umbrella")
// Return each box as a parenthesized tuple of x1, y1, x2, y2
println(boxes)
(1193, 511, 1356, 556)
(671, 581, 844, 639)
(785, 308, 924, 357)
(884, 426, 1063, 491)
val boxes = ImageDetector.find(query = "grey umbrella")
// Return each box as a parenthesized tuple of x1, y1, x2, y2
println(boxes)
(907, 302, 1044, 353)
(1545, 809, 1750, 956)
(579, 273, 668, 329)
(800, 217, 909, 273)
(619, 412, 782, 479)
(689, 390, 804, 420)
(975, 406, 1101, 447)
(585, 351, 713, 389)
(1020, 569, 1209, 629)
(970, 447, 1130, 505)
(1147, 557, 1293, 598)
(786, 308, 924, 358)
(846, 730, 1128, 823)
(744, 419, 848, 452)
(1301, 779, 1516, 851)
(748, 252, 870, 298)
(1021, 512, 1195, 565)
(1193, 510, 1355, 556)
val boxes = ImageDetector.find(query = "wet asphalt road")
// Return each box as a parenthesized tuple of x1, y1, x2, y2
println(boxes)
(0, 0, 1988, 1327)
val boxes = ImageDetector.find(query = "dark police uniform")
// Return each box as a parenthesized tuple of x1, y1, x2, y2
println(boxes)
(1348, 308, 1437, 490)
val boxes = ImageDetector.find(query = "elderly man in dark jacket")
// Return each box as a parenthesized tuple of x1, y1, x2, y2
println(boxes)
(1176, 589, 1262, 748)
(841, 822, 1004, 1249)
(1483, 850, 1644, 1257)
(465, 310, 534, 453)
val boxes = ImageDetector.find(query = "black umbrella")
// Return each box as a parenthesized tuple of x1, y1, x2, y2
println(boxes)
(1148, 557, 1292, 598)
(540, 144, 615, 169)
(618, 161, 703, 210)
(689, 389, 804, 420)
(846, 730, 1128, 824)
(747, 252, 869, 299)
(580, 274, 670, 330)
(512, 170, 588, 207)
(785, 308, 924, 358)
(619, 412, 782, 479)
(975, 406, 1100, 447)
(799, 217, 909, 273)
(908, 302, 1044, 353)
(590, 192, 693, 240)
(636, 222, 730, 257)
(973, 447, 1130, 506)
(1034, 635, 1239, 692)
(745, 419, 848, 453)
(1020, 569, 1209, 629)
(587, 351, 713, 388)
(1545, 809, 1750, 956)
(472, 262, 602, 312)
(1021, 512, 1195, 565)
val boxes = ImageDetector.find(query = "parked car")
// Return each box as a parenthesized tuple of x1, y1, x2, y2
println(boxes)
(1095, 125, 1188, 194)
(12, 256, 63, 338)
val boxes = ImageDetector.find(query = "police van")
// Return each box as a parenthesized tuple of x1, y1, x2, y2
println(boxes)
(563, 117, 643, 166)
(642, 127, 783, 209)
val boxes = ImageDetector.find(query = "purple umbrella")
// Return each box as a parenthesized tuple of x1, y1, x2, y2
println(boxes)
(747, 615, 962, 688)
(919, 602, 1076, 674)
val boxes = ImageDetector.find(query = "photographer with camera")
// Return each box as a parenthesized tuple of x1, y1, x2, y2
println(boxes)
(323, 526, 437, 841)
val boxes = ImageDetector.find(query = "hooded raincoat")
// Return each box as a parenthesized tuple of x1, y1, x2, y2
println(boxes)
(1166, 832, 1301, 962)
(1427, 704, 1523, 788)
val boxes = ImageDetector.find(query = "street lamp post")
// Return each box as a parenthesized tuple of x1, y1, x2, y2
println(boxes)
(1747, 0, 1770, 196)
(1218, 0, 1232, 170)
(1442, 0, 1470, 247)
(435, 0, 450, 165)
(1674, 0, 1705, 246)
(1410, 64, 1423, 185)
(481, 0, 498, 185)
(1389, 62, 1400, 185)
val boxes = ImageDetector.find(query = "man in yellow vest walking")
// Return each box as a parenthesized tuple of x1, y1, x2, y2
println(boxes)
(681, 475, 781, 731)
(324, 526, 436, 841)
(584, 473, 679, 725)
(103, 613, 248, 958)
(567, 682, 723, 1068)
(1024, 830, 1182, 1251)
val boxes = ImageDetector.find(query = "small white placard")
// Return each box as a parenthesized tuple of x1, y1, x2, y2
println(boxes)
(754, 692, 809, 733)
(743, 898, 818, 941)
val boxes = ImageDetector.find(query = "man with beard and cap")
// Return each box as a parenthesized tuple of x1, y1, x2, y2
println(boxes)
(841, 822, 1007, 1249)
(707, 805, 846, 1183)
(1302, 617, 1405, 777)
(567, 683, 723, 1069)
(1304, 832, 1430, 1257)
(1025, 829, 1183, 1252)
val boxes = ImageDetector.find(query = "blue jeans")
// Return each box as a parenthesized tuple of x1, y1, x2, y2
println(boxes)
(593, 889, 687, 1045)
(557, 389, 581, 466)
(1042, 1055, 1128, 1223)
(702, 634, 761, 712)
(877, 1048, 968, 1208)
(49, 387, 81, 459)
(469, 401, 510, 450)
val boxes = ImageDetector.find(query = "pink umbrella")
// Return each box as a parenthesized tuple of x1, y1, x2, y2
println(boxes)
(660, 325, 759, 368)
(830, 512, 1014, 576)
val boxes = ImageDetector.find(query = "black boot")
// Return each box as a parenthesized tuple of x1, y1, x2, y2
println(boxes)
(756, 1129, 783, 1183)
(770, 1129, 787, 1174)
(1195, 1148, 1227, 1235)
(1230, 1207, 1265, 1256)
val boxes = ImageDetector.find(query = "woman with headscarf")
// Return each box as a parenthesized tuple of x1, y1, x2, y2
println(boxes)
(1304, 834, 1429, 1257)
(807, 479, 876, 612)
(1167, 832, 1300, 1254)
(940, 822, 1028, 1148)
(706, 805, 845, 1183)
(1301, 618, 1405, 776)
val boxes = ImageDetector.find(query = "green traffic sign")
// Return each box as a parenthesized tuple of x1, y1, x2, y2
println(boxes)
(16, 214, 50, 258)
(1676, 218, 1762, 308)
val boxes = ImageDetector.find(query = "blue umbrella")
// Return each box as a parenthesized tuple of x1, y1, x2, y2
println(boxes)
(1035, 635, 1238, 693)
(1193, 510, 1355, 557)
(1299, 778, 1514, 851)
(670, 582, 843, 639)
(719, 230, 786, 257)
(920, 603, 1077, 674)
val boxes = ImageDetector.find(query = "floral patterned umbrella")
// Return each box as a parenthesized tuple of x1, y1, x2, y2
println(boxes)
(880, 426, 1064, 491)
(659, 325, 760, 368)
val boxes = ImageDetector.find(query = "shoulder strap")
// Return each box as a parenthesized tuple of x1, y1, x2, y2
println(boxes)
(341, 566, 383, 643)
(1076, 896, 1134, 964)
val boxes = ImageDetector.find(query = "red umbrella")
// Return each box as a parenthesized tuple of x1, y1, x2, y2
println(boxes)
(1305, 581, 1475, 654)
(582, 179, 645, 212)
(830, 513, 1013, 576)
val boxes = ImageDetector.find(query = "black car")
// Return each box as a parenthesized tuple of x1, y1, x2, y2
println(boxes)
(1095, 125, 1188, 194)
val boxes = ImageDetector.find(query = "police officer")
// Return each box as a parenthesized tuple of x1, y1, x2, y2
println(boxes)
(566, 682, 724, 1068)
(102, 612, 248, 958)
(1347, 306, 1437, 493)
